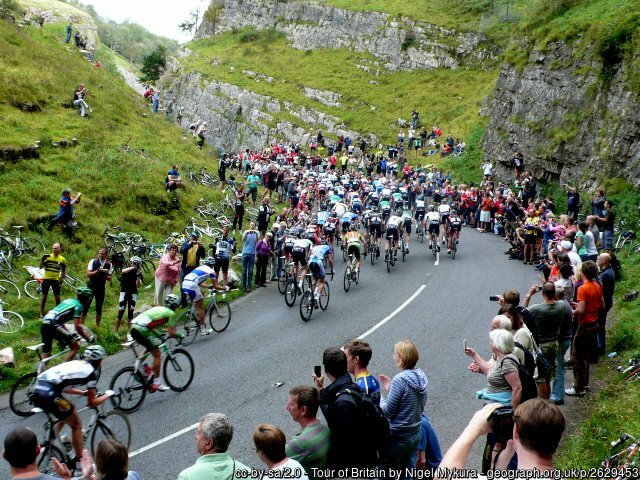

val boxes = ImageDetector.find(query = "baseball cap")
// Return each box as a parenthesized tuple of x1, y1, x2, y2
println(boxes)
(190, 231, 199, 238)
(560, 240, 572, 250)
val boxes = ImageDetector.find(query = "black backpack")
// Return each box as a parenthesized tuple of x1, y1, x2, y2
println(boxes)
(500, 356, 538, 403)
(336, 387, 390, 465)
(514, 341, 536, 377)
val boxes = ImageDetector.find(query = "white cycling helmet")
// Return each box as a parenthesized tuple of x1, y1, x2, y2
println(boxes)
(84, 345, 106, 362)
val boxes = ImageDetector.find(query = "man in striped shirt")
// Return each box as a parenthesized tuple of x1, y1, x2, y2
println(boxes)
(285, 385, 330, 478)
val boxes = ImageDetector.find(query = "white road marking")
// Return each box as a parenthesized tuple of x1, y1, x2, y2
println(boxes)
(434, 251, 439, 266)
(129, 285, 427, 457)
(129, 422, 199, 458)
(358, 284, 426, 340)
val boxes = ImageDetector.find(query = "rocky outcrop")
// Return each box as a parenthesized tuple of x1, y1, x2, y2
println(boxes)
(196, 0, 497, 71)
(159, 57, 376, 151)
(484, 41, 640, 187)
(21, 6, 97, 48)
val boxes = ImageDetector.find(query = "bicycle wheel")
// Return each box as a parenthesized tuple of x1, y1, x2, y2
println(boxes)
(0, 260, 19, 281)
(208, 300, 231, 332)
(175, 310, 199, 346)
(370, 244, 376, 265)
(386, 251, 391, 273)
(9, 372, 37, 417)
(402, 242, 406, 262)
(21, 237, 46, 257)
(451, 243, 457, 260)
(277, 271, 288, 294)
(0, 238, 11, 256)
(0, 310, 24, 334)
(343, 266, 352, 292)
(284, 279, 298, 307)
(319, 282, 330, 311)
(109, 367, 147, 413)
(342, 245, 347, 262)
(0, 278, 21, 300)
(140, 259, 155, 285)
(25, 279, 42, 299)
(37, 442, 66, 475)
(163, 348, 194, 392)
(91, 410, 132, 455)
(299, 291, 314, 322)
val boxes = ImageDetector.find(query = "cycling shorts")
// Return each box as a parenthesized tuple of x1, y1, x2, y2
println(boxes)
(369, 223, 382, 238)
(130, 325, 162, 351)
(309, 261, 325, 280)
(440, 213, 450, 224)
(341, 221, 351, 232)
(323, 225, 336, 236)
(386, 226, 399, 241)
(428, 223, 440, 234)
(404, 218, 412, 234)
(347, 243, 362, 261)
(284, 243, 294, 255)
(41, 323, 76, 355)
(32, 381, 75, 420)
(415, 210, 426, 221)
(182, 280, 204, 303)
(352, 203, 362, 213)
(42, 279, 61, 296)
(449, 222, 462, 232)
(292, 247, 308, 266)
(214, 258, 230, 274)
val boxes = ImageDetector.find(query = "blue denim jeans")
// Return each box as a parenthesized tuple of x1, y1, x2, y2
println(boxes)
(241, 254, 255, 290)
(388, 430, 421, 478)
(551, 339, 571, 402)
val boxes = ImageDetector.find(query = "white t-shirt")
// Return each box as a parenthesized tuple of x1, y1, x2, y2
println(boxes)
(585, 230, 598, 256)
(567, 251, 582, 274)
(270, 458, 308, 480)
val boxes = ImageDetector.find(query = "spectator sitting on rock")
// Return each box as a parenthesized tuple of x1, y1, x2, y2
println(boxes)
(73, 84, 90, 118)
(165, 165, 183, 192)
(48, 188, 81, 231)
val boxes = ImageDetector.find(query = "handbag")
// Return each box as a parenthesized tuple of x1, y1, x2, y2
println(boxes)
(530, 333, 553, 377)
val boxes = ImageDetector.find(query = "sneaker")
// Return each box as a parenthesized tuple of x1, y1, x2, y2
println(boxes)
(447, 249, 451, 254)
(436, 246, 440, 252)
(565, 387, 586, 396)
(405, 247, 409, 254)
(200, 327, 213, 336)
(149, 383, 170, 393)
(428, 244, 432, 250)
(126, 333, 133, 342)
(551, 399, 565, 405)
(456, 239, 459, 244)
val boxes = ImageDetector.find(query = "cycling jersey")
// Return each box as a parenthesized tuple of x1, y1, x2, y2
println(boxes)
(214, 236, 235, 260)
(426, 211, 440, 225)
(387, 216, 403, 228)
(369, 214, 382, 225)
(293, 238, 313, 250)
(355, 371, 381, 405)
(42, 253, 66, 281)
(132, 306, 177, 330)
(183, 265, 217, 285)
(438, 204, 451, 221)
(344, 231, 363, 246)
(449, 216, 462, 230)
(317, 211, 330, 225)
(42, 299, 83, 325)
(310, 245, 331, 264)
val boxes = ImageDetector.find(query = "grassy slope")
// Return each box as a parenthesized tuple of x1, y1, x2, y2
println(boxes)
(0, 21, 231, 391)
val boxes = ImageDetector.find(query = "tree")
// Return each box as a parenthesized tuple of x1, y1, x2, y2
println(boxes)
(178, 8, 200, 38)
(202, 0, 224, 37)
(139, 45, 167, 83)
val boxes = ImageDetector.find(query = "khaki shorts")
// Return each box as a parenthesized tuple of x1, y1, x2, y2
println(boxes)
(536, 341, 558, 383)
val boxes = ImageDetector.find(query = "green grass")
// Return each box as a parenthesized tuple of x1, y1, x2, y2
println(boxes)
(0, 20, 250, 391)
(184, 28, 496, 147)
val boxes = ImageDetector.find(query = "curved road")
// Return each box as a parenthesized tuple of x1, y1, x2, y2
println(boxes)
(0, 228, 538, 477)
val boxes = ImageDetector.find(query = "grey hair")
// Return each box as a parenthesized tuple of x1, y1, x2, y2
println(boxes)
(492, 315, 512, 331)
(200, 413, 234, 453)
(490, 329, 514, 354)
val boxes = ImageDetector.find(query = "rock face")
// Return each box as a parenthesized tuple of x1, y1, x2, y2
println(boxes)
(196, 0, 497, 71)
(484, 41, 640, 187)
(159, 57, 375, 152)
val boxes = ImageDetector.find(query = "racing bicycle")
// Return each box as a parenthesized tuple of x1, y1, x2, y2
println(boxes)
(174, 288, 232, 345)
(299, 272, 330, 322)
(343, 254, 360, 292)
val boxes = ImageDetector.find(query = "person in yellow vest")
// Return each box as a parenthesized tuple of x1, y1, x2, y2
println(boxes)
(340, 154, 348, 173)
(39, 242, 66, 319)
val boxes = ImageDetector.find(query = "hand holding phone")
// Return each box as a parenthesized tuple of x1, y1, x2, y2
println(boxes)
(463, 339, 468, 351)
(314, 365, 322, 378)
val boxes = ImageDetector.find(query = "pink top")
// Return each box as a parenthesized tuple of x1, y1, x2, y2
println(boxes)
(155, 253, 181, 283)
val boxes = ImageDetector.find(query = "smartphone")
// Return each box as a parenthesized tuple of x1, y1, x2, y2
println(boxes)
(489, 295, 500, 302)
(536, 285, 542, 292)
(314, 365, 322, 378)
(463, 339, 467, 351)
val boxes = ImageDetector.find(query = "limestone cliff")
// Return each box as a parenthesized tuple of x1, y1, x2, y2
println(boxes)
(484, 41, 640, 187)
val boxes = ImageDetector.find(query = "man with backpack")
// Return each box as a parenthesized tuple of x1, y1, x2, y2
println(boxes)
(313, 348, 381, 470)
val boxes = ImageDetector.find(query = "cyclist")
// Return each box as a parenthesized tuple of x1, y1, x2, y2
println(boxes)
(401, 208, 413, 254)
(447, 211, 463, 254)
(367, 210, 383, 257)
(316, 204, 330, 227)
(379, 197, 392, 223)
(292, 236, 314, 290)
(343, 225, 365, 273)
(415, 199, 427, 226)
(426, 205, 441, 251)
(41, 287, 95, 361)
(323, 212, 338, 244)
(392, 190, 404, 213)
(130, 294, 183, 392)
(308, 242, 333, 301)
(31, 345, 109, 471)
(385, 214, 402, 261)
(181, 257, 230, 336)
(341, 211, 358, 235)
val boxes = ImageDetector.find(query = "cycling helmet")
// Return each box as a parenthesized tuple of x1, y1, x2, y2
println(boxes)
(204, 256, 216, 267)
(165, 294, 181, 309)
(83, 345, 106, 362)
(320, 204, 328, 211)
(130, 256, 142, 265)
(330, 212, 337, 218)
(349, 224, 358, 231)
(76, 286, 93, 299)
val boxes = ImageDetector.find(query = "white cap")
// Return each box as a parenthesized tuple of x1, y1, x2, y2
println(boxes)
(560, 240, 572, 250)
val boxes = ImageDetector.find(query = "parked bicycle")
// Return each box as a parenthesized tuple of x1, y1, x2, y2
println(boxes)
(36, 392, 131, 475)
(109, 337, 194, 413)
(0, 226, 45, 258)
(175, 288, 232, 345)
(0, 278, 21, 300)
(0, 298, 23, 334)
(600, 433, 640, 479)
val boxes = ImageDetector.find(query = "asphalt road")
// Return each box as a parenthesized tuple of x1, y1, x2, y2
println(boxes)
(0, 227, 539, 478)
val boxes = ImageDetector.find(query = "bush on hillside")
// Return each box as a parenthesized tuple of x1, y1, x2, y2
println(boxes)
(0, 0, 21, 21)
(140, 45, 167, 83)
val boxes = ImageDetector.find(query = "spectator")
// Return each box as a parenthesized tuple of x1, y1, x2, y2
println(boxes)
(196, 122, 209, 149)
(177, 413, 250, 480)
(313, 347, 378, 469)
(566, 261, 603, 396)
(83, 247, 113, 328)
(52, 439, 140, 480)
(598, 200, 615, 252)
(65, 22, 72, 43)
(591, 190, 606, 217)
(154, 244, 180, 306)
(523, 282, 564, 399)
(559, 240, 581, 274)
(436, 400, 565, 474)
(379, 340, 429, 473)
(180, 233, 206, 306)
(255, 232, 273, 287)
(38, 242, 66, 319)
(73, 84, 90, 118)
(212, 226, 235, 287)
(586, 215, 601, 250)
(562, 184, 580, 221)
(552, 263, 575, 302)
(152, 90, 160, 113)
(479, 192, 492, 233)
(165, 165, 183, 192)
(3, 426, 58, 480)
(257, 197, 274, 236)
(416, 414, 442, 471)
(241, 221, 259, 292)
(115, 256, 142, 335)
(285, 385, 331, 475)
(253, 424, 308, 480)
(411, 110, 419, 129)
(597, 253, 615, 357)
(246, 171, 261, 206)
(232, 184, 247, 233)
(550, 287, 573, 405)
(500, 290, 538, 340)
(218, 154, 231, 188)
(343, 339, 381, 404)
(48, 188, 81, 231)
(481, 161, 494, 180)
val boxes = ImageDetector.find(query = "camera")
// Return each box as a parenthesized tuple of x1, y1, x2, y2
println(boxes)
(489, 295, 500, 302)
(490, 407, 514, 444)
